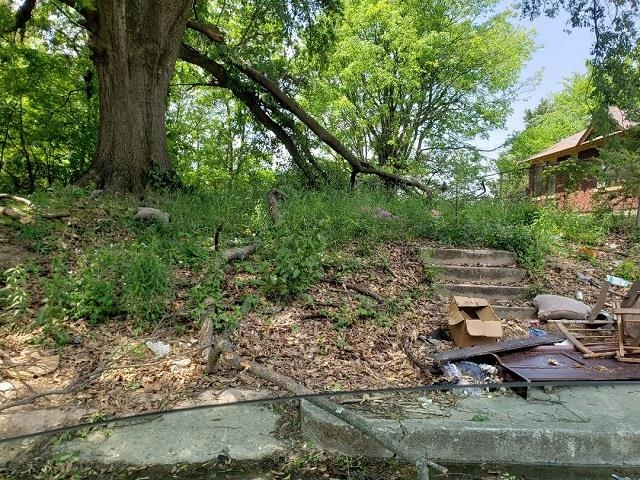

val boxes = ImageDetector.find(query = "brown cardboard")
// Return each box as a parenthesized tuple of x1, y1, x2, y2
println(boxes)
(448, 296, 503, 347)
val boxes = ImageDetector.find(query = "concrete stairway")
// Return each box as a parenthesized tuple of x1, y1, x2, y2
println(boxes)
(419, 247, 536, 320)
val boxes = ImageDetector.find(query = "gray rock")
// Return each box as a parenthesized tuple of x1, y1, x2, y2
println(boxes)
(134, 207, 169, 224)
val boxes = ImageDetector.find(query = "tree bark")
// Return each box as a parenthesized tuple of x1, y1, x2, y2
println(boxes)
(85, 0, 192, 193)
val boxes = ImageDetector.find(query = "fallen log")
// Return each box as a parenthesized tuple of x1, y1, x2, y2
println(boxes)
(0, 194, 33, 207)
(0, 206, 27, 221)
(216, 341, 446, 479)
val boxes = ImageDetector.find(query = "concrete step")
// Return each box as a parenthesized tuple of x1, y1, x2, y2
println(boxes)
(420, 247, 517, 267)
(436, 265, 526, 284)
(439, 283, 530, 301)
(493, 305, 537, 320)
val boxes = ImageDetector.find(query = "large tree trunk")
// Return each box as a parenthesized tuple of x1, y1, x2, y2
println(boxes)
(86, 0, 192, 193)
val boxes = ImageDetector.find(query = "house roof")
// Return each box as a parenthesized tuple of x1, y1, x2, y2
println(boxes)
(525, 106, 637, 165)
(527, 129, 589, 163)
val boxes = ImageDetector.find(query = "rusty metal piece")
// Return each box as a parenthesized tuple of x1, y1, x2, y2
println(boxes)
(494, 345, 640, 382)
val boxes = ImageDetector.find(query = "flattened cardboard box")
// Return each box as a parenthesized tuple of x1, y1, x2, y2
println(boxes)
(448, 296, 503, 347)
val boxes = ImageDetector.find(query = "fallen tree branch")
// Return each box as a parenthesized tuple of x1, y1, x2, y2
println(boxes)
(403, 336, 437, 379)
(40, 212, 71, 219)
(327, 278, 384, 302)
(178, 45, 324, 186)
(0, 362, 107, 412)
(218, 341, 446, 479)
(0, 206, 25, 220)
(229, 61, 433, 195)
(0, 194, 33, 207)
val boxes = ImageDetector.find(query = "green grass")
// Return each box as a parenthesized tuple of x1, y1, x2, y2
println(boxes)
(9, 182, 637, 340)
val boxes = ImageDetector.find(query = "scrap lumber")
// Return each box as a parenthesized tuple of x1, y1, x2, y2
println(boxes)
(431, 334, 565, 363)
(555, 323, 596, 356)
(587, 281, 610, 322)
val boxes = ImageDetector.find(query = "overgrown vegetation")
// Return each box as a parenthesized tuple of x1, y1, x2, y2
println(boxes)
(2, 184, 636, 345)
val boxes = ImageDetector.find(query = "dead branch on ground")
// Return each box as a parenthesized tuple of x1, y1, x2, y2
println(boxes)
(402, 336, 437, 379)
(0, 194, 33, 207)
(327, 278, 384, 302)
(214, 340, 446, 479)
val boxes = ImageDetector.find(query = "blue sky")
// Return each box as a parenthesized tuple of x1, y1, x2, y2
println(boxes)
(479, 4, 594, 159)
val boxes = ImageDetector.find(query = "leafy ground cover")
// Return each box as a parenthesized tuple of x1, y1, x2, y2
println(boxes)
(0, 185, 638, 433)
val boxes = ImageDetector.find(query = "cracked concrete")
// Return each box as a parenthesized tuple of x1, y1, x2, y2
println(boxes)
(0, 403, 284, 470)
(300, 385, 640, 467)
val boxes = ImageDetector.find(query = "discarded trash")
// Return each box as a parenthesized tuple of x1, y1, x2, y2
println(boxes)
(533, 294, 591, 321)
(578, 272, 593, 284)
(448, 296, 502, 347)
(478, 363, 498, 376)
(595, 310, 614, 324)
(528, 327, 547, 337)
(432, 334, 565, 362)
(606, 275, 630, 288)
(374, 208, 400, 220)
(171, 358, 191, 367)
(0, 381, 15, 392)
(170, 358, 192, 372)
(576, 247, 597, 259)
(146, 340, 171, 357)
(575, 291, 584, 301)
(441, 361, 483, 396)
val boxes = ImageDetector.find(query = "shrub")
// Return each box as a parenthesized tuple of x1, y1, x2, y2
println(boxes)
(61, 244, 172, 324)
(0, 265, 29, 320)
(260, 228, 326, 300)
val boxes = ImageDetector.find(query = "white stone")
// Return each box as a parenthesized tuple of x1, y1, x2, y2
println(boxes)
(0, 381, 15, 392)
(134, 207, 169, 224)
(145, 341, 171, 357)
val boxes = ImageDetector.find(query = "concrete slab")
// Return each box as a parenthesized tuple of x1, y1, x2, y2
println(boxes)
(439, 283, 530, 300)
(58, 404, 284, 466)
(436, 265, 527, 284)
(493, 305, 537, 320)
(420, 248, 517, 267)
(301, 385, 640, 467)
(0, 407, 88, 438)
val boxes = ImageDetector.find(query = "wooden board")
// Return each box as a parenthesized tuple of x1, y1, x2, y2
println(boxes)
(431, 334, 566, 363)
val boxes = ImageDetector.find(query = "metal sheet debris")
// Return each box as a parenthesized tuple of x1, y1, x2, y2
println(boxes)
(492, 345, 640, 382)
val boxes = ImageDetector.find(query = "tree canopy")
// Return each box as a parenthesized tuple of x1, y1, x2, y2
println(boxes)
(1, 0, 636, 194)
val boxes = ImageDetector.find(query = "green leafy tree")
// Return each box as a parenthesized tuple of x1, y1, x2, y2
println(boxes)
(519, 0, 639, 117)
(299, 0, 534, 183)
(0, 5, 96, 192)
